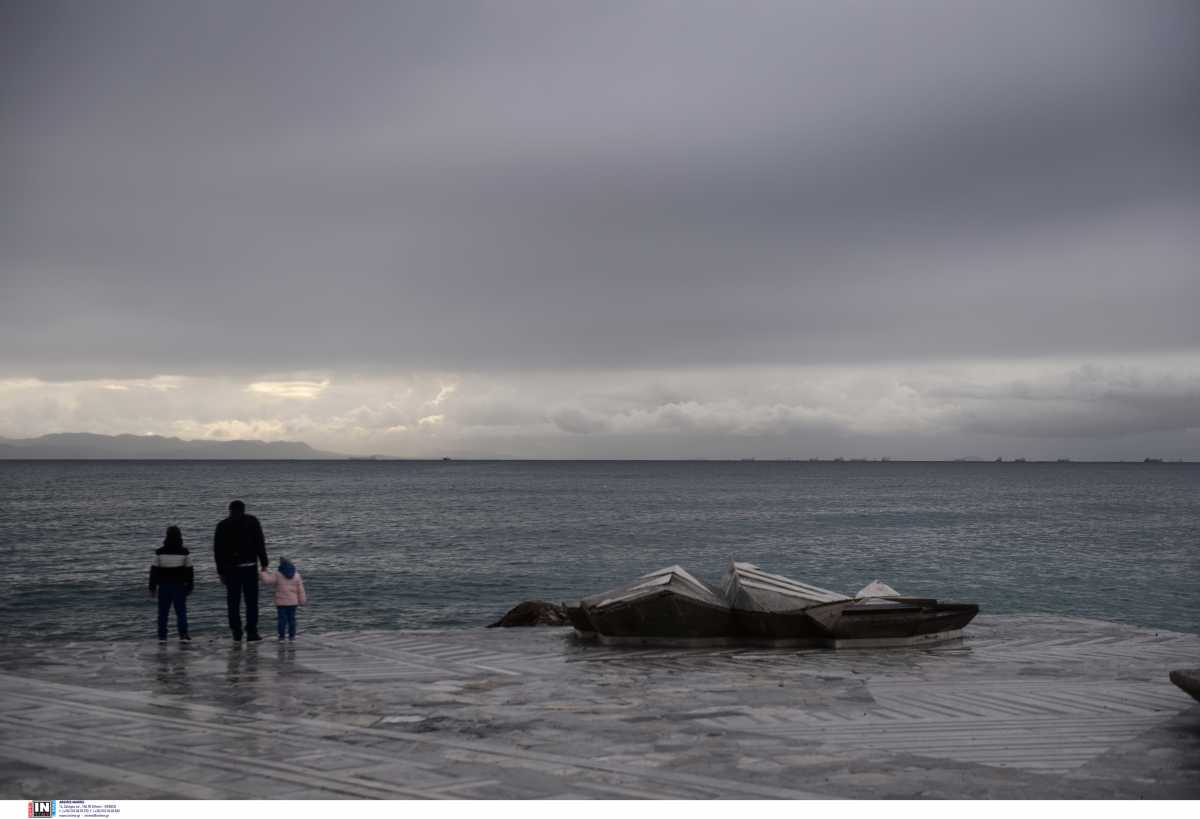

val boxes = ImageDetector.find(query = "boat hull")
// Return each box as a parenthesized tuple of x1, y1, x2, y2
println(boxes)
(583, 589, 734, 641)
(729, 608, 827, 642)
(805, 599, 979, 640)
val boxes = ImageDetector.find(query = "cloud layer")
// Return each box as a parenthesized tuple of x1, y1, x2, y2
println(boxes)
(3, 355, 1198, 459)
(2, 2, 1197, 455)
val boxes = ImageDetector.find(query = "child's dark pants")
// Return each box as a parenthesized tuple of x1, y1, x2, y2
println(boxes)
(277, 605, 297, 639)
(157, 582, 188, 639)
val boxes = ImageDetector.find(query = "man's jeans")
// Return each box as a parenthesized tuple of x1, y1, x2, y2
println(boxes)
(224, 565, 260, 638)
(277, 605, 297, 639)
(157, 582, 188, 639)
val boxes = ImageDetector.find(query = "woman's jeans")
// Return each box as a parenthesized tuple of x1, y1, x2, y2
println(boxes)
(277, 605, 298, 639)
(157, 582, 188, 639)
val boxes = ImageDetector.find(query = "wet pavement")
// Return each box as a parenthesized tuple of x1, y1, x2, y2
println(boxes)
(1, 615, 1198, 799)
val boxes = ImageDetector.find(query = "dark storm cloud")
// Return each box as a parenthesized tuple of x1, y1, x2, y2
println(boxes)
(2, 1, 1198, 381)
(950, 368, 1200, 439)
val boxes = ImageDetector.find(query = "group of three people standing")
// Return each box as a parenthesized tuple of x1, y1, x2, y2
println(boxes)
(148, 500, 307, 642)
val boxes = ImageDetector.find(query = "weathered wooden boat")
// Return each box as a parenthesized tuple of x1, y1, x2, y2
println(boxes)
(578, 565, 734, 643)
(722, 567, 977, 645)
(569, 564, 979, 647)
(803, 594, 979, 643)
(719, 561, 848, 642)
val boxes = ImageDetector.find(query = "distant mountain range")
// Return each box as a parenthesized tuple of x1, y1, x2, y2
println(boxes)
(0, 433, 341, 459)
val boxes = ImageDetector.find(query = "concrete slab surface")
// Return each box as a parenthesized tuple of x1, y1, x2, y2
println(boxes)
(1, 615, 1198, 799)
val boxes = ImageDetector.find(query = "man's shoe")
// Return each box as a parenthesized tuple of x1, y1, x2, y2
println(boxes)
(232, 633, 243, 641)
(246, 632, 263, 642)
(179, 633, 191, 642)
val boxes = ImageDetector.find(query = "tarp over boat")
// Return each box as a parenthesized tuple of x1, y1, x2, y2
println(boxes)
(721, 561, 847, 611)
(856, 580, 900, 598)
(719, 561, 849, 641)
(579, 565, 733, 641)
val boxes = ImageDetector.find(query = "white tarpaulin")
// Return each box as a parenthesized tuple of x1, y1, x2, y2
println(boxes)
(856, 580, 900, 598)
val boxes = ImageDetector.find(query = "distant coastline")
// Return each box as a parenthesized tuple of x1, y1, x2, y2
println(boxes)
(0, 434, 1194, 463)
(0, 432, 341, 460)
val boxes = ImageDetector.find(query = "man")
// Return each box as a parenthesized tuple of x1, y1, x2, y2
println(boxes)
(214, 499, 269, 641)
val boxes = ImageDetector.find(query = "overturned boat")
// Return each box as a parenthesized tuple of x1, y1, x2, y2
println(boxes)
(576, 565, 733, 644)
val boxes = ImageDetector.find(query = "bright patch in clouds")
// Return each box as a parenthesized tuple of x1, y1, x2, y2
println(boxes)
(430, 383, 457, 407)
(246, 380, 330, 399)
(173, 418, 291, 441)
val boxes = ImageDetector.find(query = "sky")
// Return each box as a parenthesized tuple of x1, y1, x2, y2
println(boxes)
(2, 0, 1198, 458)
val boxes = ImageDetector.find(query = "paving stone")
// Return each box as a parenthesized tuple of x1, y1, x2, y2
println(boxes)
(0, 615, 1198, 799)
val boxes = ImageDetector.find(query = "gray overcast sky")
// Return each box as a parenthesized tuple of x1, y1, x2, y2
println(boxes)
(2, 1, 1198, 457)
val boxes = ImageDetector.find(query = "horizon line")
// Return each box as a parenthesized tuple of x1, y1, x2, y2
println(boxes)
(1, 457, 1196, 464)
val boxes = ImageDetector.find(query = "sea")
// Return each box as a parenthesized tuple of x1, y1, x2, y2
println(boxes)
(1, 460, 1197, 641)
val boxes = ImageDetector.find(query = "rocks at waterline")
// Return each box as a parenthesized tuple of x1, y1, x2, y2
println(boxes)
(488, 600, 570, 628)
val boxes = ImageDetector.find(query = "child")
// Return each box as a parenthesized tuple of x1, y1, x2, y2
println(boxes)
(148, 526, 193, 641)
(261, 557, 307, 640)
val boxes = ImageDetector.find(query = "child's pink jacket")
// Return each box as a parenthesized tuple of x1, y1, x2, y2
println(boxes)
(260, 568, 307, 606)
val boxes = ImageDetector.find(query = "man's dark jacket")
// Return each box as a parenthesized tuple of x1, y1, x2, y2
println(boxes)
(213, 514, 268, 576)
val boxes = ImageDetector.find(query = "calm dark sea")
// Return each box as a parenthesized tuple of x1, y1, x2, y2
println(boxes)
(0, 460, 1196, 640)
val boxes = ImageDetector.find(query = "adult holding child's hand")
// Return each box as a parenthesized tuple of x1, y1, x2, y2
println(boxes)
(213, 499, 269, 642)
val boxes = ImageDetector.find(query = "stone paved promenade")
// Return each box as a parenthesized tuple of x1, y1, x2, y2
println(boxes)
(1, 615, 1198, 799)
